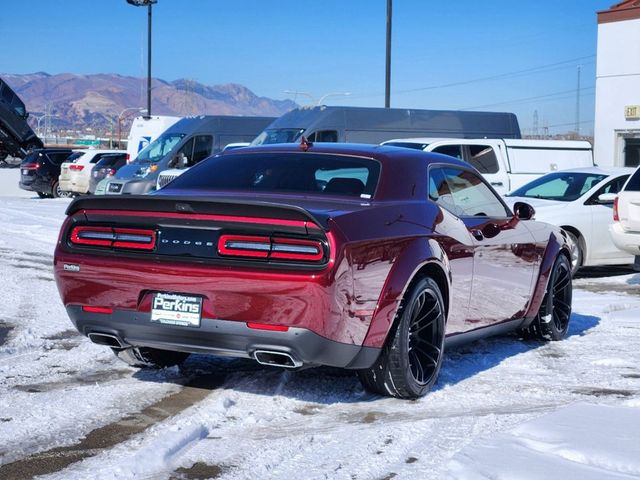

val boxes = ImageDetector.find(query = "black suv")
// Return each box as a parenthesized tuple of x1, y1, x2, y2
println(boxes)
(0, 77, 43, 166)
(19, 149, 75, 198)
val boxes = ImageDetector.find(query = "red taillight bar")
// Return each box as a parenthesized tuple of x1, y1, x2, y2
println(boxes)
(82, 306, 113, 314)
(218, 235, 271, 258)
(217, 235, 324, 262)
(69, 164, 84, 171)
(22, 163, 40, 170)
(270, 238, 324, 261)
(247, 322, 289, 332)
(70, 226, 156, 250)
(613, 196, 619, 222)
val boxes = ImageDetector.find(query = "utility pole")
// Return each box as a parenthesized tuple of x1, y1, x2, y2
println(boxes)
(575, 65, 581, 137)
(533, 110, 539, 138)
(385, 0, 392, 108)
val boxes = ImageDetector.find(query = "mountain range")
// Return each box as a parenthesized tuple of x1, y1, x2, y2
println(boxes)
(1, 72, 297, 132)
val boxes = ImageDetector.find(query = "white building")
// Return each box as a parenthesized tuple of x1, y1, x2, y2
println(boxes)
(594, 0, 640, 167)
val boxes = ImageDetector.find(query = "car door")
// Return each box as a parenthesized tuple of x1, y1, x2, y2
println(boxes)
(584, 174, 631, 262)
(435, 166, 537, 329)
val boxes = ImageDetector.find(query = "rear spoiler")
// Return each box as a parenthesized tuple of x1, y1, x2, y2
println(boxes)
(66, 195, 329, 230)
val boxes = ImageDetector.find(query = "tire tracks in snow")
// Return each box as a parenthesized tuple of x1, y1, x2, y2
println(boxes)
(0, 373, 226, 479)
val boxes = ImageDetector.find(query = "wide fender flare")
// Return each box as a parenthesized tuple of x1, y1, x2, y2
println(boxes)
(361, 237, 450, 348)
(523, 229, 571, 323)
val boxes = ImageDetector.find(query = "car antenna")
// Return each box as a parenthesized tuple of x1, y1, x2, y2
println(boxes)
(299, 136, 313, 152)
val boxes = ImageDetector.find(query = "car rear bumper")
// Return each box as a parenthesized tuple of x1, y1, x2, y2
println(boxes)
(609, 222, 640, 256)
(60, 175, 90, 194)
(67, 305, 380, 369)
(19, 177, 50, 194)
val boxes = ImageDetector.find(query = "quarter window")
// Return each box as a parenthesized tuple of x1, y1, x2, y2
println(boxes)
(429, 167, 509, 218)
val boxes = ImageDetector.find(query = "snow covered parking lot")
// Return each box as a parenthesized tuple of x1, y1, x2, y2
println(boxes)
(1, 169, 640, 480)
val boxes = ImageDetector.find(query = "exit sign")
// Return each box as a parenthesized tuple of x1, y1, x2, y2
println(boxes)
(625, 105, 640, 120)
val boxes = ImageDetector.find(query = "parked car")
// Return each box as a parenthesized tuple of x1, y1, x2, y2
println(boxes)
(382, 138, 594, 196)
(126, 115, 181, 163)
(19, 148, 75, 198)
(250, 106, 521, 147)
(89, 153, 128, 194)
(59, 149, 126, 195)
(505, 167, 634, 275)
(105, 115, 274, 195)
(610, 165, 640, 268)
(54, 142, 573, 399)
(0, 76, 43, 166)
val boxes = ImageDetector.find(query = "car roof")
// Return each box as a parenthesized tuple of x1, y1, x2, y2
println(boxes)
(546, 166, 635, 175)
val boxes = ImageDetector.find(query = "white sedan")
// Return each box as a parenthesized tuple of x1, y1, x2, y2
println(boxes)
(505, 167, 635, 275)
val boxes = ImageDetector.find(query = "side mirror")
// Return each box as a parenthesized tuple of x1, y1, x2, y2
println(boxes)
(597, 192, 616, 205)
(513, 201, 535, 220)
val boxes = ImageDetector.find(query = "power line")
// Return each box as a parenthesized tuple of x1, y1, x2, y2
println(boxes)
(351, 54, 595, 99)
(461, 87, 595, 110)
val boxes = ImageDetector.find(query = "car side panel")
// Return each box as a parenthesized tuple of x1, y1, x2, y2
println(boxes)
(521, 222, 569, 323)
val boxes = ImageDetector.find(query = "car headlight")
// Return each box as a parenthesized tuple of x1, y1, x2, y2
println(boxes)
(134, 164, 158, 178)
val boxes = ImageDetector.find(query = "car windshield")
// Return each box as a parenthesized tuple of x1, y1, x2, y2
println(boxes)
(250, 128, 305, 146)
(166, 152, 380, 198)
(508, 172, 608, 201)
(134, 133, 185, 163)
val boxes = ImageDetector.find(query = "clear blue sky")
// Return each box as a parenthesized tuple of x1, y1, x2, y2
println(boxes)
(0, 0, 613, 134)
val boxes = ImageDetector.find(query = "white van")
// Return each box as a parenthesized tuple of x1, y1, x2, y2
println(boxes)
(382, 138, 594, 195)
(126, 115, 181, 163)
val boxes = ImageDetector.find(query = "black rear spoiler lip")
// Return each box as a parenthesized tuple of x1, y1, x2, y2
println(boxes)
(65, 195, 330, 230)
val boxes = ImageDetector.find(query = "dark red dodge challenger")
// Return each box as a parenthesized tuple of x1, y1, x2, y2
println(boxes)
(54, 142, 572, 399)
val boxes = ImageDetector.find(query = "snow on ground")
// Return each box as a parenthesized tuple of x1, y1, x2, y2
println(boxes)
(0, 168, 639, 479)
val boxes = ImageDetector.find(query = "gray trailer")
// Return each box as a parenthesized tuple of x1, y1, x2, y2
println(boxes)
(251, 106, 521, 146)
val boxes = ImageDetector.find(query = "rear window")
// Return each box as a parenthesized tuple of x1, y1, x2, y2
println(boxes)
(625, 167, 640, 192)
(167, 152, 380, 198)
(66, 152, 85, 163)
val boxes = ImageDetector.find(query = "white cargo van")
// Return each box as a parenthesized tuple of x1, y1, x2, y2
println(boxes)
(126, 115, 181, 163)
(382, 138, 594, 195)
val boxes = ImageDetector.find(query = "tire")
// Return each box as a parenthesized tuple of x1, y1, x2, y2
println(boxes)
(565, 230, 583, 277)
(51, 181, 71, 199)
(358, 277, 446, 399)
(521, 255, 572, 341)
(113, 346, 190, 369)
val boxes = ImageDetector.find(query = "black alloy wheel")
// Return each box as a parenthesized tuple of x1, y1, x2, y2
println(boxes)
(358, 277, 446, 399)
(522, 254, 572, 341)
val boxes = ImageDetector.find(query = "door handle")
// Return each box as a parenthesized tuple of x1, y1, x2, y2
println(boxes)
(490, 181, 504, 187)
(470, 229, 484, 241)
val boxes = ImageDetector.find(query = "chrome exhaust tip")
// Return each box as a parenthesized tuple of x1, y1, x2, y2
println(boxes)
(87, 332, 127, 349)
(253, 350, 302, 369)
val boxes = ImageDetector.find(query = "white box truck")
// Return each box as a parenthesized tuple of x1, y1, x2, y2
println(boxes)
(382, 138, 594, 195)
(126, 115, 181, 163)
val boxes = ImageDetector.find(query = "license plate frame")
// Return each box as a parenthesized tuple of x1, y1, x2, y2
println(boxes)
(150, 292, 203, 328)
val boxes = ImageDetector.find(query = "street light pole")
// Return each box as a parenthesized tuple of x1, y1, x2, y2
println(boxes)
(385, 0, 392, 108)
(126, 0, 157, 116)
(117, 107, 147, 149)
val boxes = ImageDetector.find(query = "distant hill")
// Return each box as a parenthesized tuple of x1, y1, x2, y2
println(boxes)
(1, 72, 296, 132)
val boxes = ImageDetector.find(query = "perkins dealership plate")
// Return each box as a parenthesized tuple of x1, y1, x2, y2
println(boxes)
(151, 293, 202, 327)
